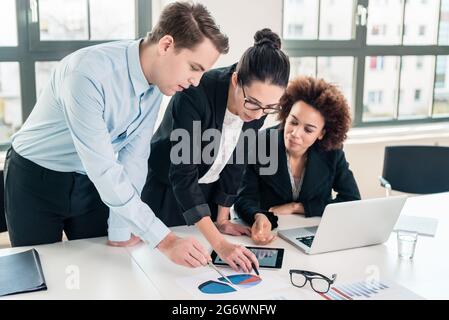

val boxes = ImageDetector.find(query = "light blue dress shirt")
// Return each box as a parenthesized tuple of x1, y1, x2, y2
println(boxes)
(12, 39, 170, 246)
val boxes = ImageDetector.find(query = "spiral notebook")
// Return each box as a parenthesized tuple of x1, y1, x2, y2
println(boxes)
(0, 249, 47, 296)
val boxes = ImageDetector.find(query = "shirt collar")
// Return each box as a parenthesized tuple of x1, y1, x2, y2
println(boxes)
(127, 38, 152, 97)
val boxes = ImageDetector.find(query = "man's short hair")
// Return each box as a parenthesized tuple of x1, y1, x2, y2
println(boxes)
(147, 1, 229, 54)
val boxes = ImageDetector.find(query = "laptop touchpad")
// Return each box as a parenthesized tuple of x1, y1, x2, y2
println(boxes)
(299, 226, 318, 237)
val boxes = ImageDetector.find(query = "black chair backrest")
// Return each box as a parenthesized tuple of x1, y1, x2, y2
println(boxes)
(382, 145, 449, 194)
(0, 170, 6, 232)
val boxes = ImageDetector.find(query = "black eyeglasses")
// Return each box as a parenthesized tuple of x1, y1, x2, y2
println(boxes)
(289, 269, 337, 294)
(241, 85, 282, 115)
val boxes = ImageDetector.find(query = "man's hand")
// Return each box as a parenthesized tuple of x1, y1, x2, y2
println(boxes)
(157, 232, 211, 268)
(269, 202, 304, 215)
(251, 214, 276, 245)
(215, 220, 251, 236)
(107, 234, 142, 247)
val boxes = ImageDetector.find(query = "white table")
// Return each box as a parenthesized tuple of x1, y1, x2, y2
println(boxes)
(0, 237, 161, 299)
(126, 192, 449, 300)
(1, 193, 448, 299)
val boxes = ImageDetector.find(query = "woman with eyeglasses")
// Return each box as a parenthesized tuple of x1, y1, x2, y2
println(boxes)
(234, 76, 361, 245)
(137, 29, 290, 272)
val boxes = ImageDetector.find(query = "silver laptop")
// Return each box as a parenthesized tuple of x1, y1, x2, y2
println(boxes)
(278, 196, 408, 254)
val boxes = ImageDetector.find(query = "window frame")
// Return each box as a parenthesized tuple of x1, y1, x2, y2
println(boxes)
(283, 0, 449, 127)
(0, 0, 152, 128)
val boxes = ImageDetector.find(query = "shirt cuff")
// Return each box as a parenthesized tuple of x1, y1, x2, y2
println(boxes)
(108, 226, 132, 242)
(213, 190, 236, 207)
(303, 201, 323, 217)
(140, 217, 172, 248)
(182, 204, 211, 226)
(257, 211, 279, 230)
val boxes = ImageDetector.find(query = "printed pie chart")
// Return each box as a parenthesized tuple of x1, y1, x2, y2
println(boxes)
(198, 274, 262, 294)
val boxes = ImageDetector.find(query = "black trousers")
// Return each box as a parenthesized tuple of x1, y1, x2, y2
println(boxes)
(4, 148, 109, 247)
(141, 169, 218, 227)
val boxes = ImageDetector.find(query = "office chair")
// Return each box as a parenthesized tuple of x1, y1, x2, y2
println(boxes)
(0, 143, 10, 233)
(379, 145, 449, 196)
(0, 170, 6, 233)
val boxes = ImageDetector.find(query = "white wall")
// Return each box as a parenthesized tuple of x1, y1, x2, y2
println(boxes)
(154, 0, 283, 67)
(199, 0, 283, 67)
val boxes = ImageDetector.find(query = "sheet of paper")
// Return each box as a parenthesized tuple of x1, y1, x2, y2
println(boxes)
(394, 215, 438, 237)
(176, 270, 291, 300)
(319, 279, 424, 300)
(259, 287, 321, 300)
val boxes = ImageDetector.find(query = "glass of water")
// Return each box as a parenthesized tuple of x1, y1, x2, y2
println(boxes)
(397, 230, 418, 260)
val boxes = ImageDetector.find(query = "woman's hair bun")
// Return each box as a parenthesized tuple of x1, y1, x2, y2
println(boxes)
(254, 28, 281, 50)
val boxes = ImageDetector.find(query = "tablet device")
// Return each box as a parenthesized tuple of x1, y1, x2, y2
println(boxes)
(211, 246, 284, 269)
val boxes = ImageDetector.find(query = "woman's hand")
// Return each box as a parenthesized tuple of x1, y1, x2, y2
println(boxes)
(214, 240, 259, 273)
(269, 202, 304, 215)
(251, 214, 276, 245)
(215, 220, 251, 236)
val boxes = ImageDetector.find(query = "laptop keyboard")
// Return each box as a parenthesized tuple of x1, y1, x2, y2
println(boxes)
(296, 236, 315, 248)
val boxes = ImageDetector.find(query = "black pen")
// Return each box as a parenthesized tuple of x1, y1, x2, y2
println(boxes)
(252, 262, 260, 276)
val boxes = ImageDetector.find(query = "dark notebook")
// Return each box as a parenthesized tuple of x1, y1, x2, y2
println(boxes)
(0, 249, 47, 296)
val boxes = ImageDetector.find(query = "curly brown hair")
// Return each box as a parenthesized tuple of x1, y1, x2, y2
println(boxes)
(278, 76, 352, 151)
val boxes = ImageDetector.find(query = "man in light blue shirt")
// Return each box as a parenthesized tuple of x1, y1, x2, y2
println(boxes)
(5, 2, 229, 268)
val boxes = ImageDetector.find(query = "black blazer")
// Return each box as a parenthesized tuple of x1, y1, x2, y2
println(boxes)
(147, 64, 266, 224)
(234, 127, 361, 228)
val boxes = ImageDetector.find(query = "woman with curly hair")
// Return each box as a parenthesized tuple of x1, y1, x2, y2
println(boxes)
(234, 76, 361, 245)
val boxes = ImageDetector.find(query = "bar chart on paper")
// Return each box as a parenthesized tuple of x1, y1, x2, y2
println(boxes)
(320, 280, 423, 300)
